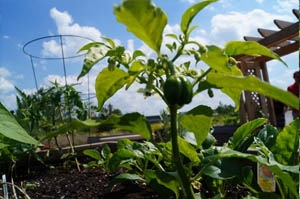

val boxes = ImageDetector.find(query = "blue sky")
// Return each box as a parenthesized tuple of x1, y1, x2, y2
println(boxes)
(0, 0, 298, 115)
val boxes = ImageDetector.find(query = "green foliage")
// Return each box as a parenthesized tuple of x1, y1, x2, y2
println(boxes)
(180, 105, 213, 147)
(76, 0, 299, 198)
(95, 68, 128, 110)
(213, 103, 239, 126)
(77, 42, 110, 80)
(114, 0, 167, 54)
(0, 102, 38, 145)
(270, 118, 299, 165)
(207, 73, 299, 111)
(228, 118, 267, 150)
(225, 41, 286, 66)
(181, 0, 218, 35)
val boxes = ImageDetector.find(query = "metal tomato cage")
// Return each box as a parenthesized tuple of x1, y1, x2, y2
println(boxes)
(23, 34, 96, 144)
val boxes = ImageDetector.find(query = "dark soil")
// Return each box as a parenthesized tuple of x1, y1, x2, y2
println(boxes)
(22, 166, 161, 199)
(0, 152, 250, 199)
(1, 164, 251, 199)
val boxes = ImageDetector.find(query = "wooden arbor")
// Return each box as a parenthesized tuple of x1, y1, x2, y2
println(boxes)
(236, 9, 299, 125)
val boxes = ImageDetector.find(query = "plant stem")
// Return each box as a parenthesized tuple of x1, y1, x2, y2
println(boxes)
(192, 68, 212, 87)
(275, 178, 285, 199)
(169, 105, 195, 199)
(191, 156, 219, 182)
(58, 104, 81, 172)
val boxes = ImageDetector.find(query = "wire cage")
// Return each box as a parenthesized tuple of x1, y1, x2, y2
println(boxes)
(22, 34, 96, 145)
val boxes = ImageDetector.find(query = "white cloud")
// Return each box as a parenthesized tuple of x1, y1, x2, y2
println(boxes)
(15, 74, 24, 79)
(210, 9, 294, 46)
(256, 0, 264, 3)
(274, 0, 298, 13)
(17, 43, 23, 49)
(127, 39, 134, 54)
(0, 94, 16, 110)
(42, 8, 103, 58)
(180, 0, 196, 3)
(3, 35, 10, 39)
(0, 77, 14, 93)
(0, 67, 11, 77)
(0, 67, 14, 94)
(42, 40, 61, 57)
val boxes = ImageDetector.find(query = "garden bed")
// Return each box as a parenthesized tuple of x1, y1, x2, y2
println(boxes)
(3, 164, 251, 199)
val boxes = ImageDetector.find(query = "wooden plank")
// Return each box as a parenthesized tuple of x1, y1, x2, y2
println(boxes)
(274, 20, 293, 29)
(251, 41, 299, 63)
(290, 35, 298, 41)
(244, 36, 262, 41)
(277, 40, 291, 47)
(292, 9, 299, 18)
(245, 36, 291, 47)
(236, 22, 298, 61)
(258, 28, 277, 37)
(239, 93, 247, 124)
(258, 22, 298, 47)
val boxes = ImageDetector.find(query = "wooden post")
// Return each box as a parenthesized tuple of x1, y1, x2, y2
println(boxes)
(239, 92, 247, 124)
(260, 62, 276, 125)
(254, 63, 269, 120)
(240, 61, 256, 121)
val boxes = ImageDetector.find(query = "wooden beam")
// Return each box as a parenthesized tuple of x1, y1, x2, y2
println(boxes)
(293, 9, 299, 18)
(250, 41, 299, 63)
(259, 62, 276, 126)
(240, 61, 256, 121)
(236, 22, 298, 61)
(258, 28, 277, 37)
(274, 20, 293, 29)
(244, 36, 262, 41)
(258, 22, 298, 47)
(290, 35, 298, 41)
(244, 36, 291, 47)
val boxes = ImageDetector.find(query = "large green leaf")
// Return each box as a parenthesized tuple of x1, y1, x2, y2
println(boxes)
(114, 0, 167, 54)
(95, 67, 128, 110)
(225, 41, 287, 66)
(155, 170, 180, 199)
(203, 158, 247, 180)
(202, 148, 299, 198)
(106, 173, 145, 191)
(228, 118, 267, 150)
(201, 45, 243, 76)
(181, 0, 218, 34)
(0, 102, 38, 145)
(256, 125, 279, 149)
(270, 118, 299, 165)
(207, 73, 299, 110)
(100, 113, 153, 140)
(77, 42, 110, 80)
(0, 142, 9, 149)
(180, 105, 213, 146)
(108, 149, 138, 171)
(83, 149, 102, 161)
(144, 170, 174, 198)
(167, 136, 200, 163)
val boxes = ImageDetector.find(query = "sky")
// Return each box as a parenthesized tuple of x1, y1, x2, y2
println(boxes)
(0, 0, 298, 116)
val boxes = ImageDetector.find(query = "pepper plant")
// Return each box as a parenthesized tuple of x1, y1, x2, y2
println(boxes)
(74, 0, 299, 198)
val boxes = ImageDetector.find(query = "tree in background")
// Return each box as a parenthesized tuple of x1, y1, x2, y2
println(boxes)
(213, 102, 240, 126)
